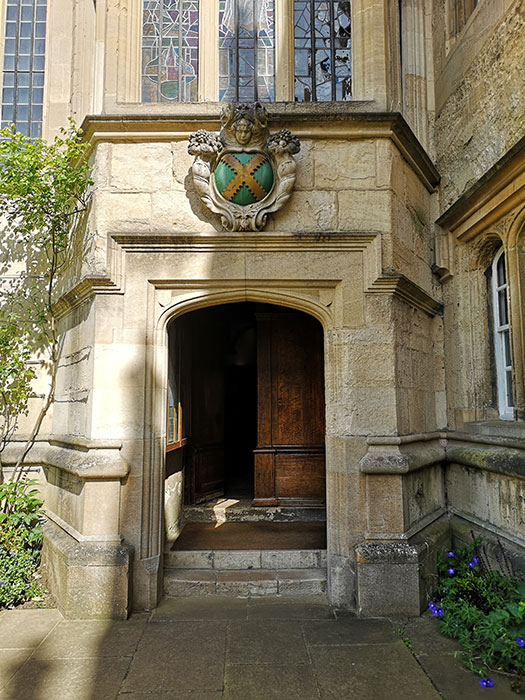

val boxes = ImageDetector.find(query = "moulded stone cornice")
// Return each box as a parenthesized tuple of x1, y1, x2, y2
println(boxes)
(437, 135, 525, 241)
(366, 274, 443, 316)
(1, 437, 129, 480)
(360, 429, 525, 478)
(80, 110, 440, 193)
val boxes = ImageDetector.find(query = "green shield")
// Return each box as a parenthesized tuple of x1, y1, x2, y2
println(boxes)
(214, 152, 274, 206)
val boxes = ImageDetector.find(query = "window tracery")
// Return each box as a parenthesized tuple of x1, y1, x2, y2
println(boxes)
(491, 248, 514, 419)
(142, 0, 199, 102)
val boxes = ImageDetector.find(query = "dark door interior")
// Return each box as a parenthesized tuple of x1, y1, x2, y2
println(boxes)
(166, 303, 325, 506)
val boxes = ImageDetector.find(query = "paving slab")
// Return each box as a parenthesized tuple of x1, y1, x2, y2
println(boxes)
(0, 649, 34, 691)
(302, 617, 399, 646)
(0, 609, 62, 649)
(32, 614, 148, 660)
(310, 643, 441, 699)
(121, 621, 227, 694)
(224, 663, 319, 700)
(247, 594, 333, 620)
(226, 620, 309, 665)
(151, 596, 249, 621)
(117, 693, 223, 699)
(0, 656, 131, 700)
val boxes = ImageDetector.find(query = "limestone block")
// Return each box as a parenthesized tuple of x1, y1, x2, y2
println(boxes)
(214, 551, 262, 570)
(168, 551, 214, 569)
(327, 552, 356, 610)
(314, 141, 376, 190)
(326, 386, 398, 437)
(271, 190, 337, 232)
(110, 143, 173, 192)
(365, 475, 405, 534)
(42, 520, 132, 620)
(355, 542, 425, 616)
(95, 191, 151, 233)
(93, 343, 146, 390)
(294, 139, 315, 190)
(338, 189, 391, 232)
(261, 550, 322, 569)
(171, 141, 194, 190)
(405, 465, 445, 529)
(81, 480, 121, 538)
(150, 190, 217, 234)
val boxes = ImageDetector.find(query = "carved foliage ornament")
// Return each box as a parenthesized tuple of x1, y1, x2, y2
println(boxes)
(188, 103, 300, 232)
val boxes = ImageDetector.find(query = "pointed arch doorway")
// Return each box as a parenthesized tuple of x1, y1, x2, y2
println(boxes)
(166, 302, 326, 509)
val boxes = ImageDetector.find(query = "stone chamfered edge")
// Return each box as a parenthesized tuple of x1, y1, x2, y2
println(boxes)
(80, 108, 440, 194)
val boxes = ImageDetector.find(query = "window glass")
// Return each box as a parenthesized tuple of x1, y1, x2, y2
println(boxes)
(1, 0, 47, 138)
(142, 0, 199, 102)
(492, 248, 514, 419)
(219, 0, 275, 102)
(294, 0, 352, 102)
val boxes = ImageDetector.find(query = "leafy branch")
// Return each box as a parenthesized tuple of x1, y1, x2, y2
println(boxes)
(0, 120, 93, 494)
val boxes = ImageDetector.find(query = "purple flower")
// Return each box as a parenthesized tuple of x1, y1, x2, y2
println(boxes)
(479, 678, 494, 688)
(468, 561, 475, 568)
(472, 556, 479, 563)
(432, 607, 444, 617)
(428, 601, 436, 610)
(517, 636, 525, 647)
(447, 551, 455, 558)
(447, 567, 455, 575)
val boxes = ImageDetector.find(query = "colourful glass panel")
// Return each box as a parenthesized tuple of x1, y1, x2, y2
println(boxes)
(294, 0, 352, 102)
(1, 0, 47, 138)
(142, 0, 199, 102)
(219, 0, 275, 102)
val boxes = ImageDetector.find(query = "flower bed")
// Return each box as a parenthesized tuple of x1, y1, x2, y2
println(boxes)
(429, 538, 525, 693)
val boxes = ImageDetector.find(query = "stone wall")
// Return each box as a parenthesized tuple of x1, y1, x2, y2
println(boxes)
(434, 0, 525, 210)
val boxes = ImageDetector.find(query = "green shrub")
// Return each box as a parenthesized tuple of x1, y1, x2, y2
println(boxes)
(0, 478, 44, 608)
(429, 538, 525, 693)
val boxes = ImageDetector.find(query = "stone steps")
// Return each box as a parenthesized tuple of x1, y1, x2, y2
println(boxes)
(183, 499, 326, 524)
(164, 548, 327, 597)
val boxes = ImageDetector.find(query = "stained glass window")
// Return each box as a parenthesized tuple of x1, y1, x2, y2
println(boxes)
(142, 0, 199, 102)
(1, 0, 47, 138)
(219, 0, 275, 102)
(294, 1, 352, 102)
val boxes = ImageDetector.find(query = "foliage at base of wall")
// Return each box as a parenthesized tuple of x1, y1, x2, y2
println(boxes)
(429, 538, 525, 693)
(0, 479, 44, 608)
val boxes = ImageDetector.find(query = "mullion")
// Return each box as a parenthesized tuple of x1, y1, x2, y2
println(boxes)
(178, 1, 183, 100)
(253, 0, 258, 101)
(329, 0, 336, 100)
(310, 0, 316, 99)
(29, 0, 37, 133)
(234, 0, 239, 101)
(158, 0, 163, 102)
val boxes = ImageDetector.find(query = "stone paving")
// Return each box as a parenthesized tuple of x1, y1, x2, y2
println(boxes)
(0, 596, 518, 699)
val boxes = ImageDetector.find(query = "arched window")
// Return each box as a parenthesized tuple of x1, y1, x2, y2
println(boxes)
(491, 248, 514, 419)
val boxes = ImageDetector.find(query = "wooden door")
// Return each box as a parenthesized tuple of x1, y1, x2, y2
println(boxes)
(253, 312, 325, 506)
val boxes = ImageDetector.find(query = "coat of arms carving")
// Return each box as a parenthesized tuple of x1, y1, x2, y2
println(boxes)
(188, 103, 300, 232)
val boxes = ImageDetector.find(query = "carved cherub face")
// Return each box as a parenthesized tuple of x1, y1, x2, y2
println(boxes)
(233, 118, 253, 146)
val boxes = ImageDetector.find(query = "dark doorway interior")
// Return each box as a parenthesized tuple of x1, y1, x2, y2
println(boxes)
(166, 302, 325, 506)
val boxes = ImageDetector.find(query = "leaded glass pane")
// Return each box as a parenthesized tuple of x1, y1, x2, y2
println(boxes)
(142, 0, 199, 103)
(294, 0, 352, 102)
(219, 0, 275, 102)
(1, 0, 47, 138)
